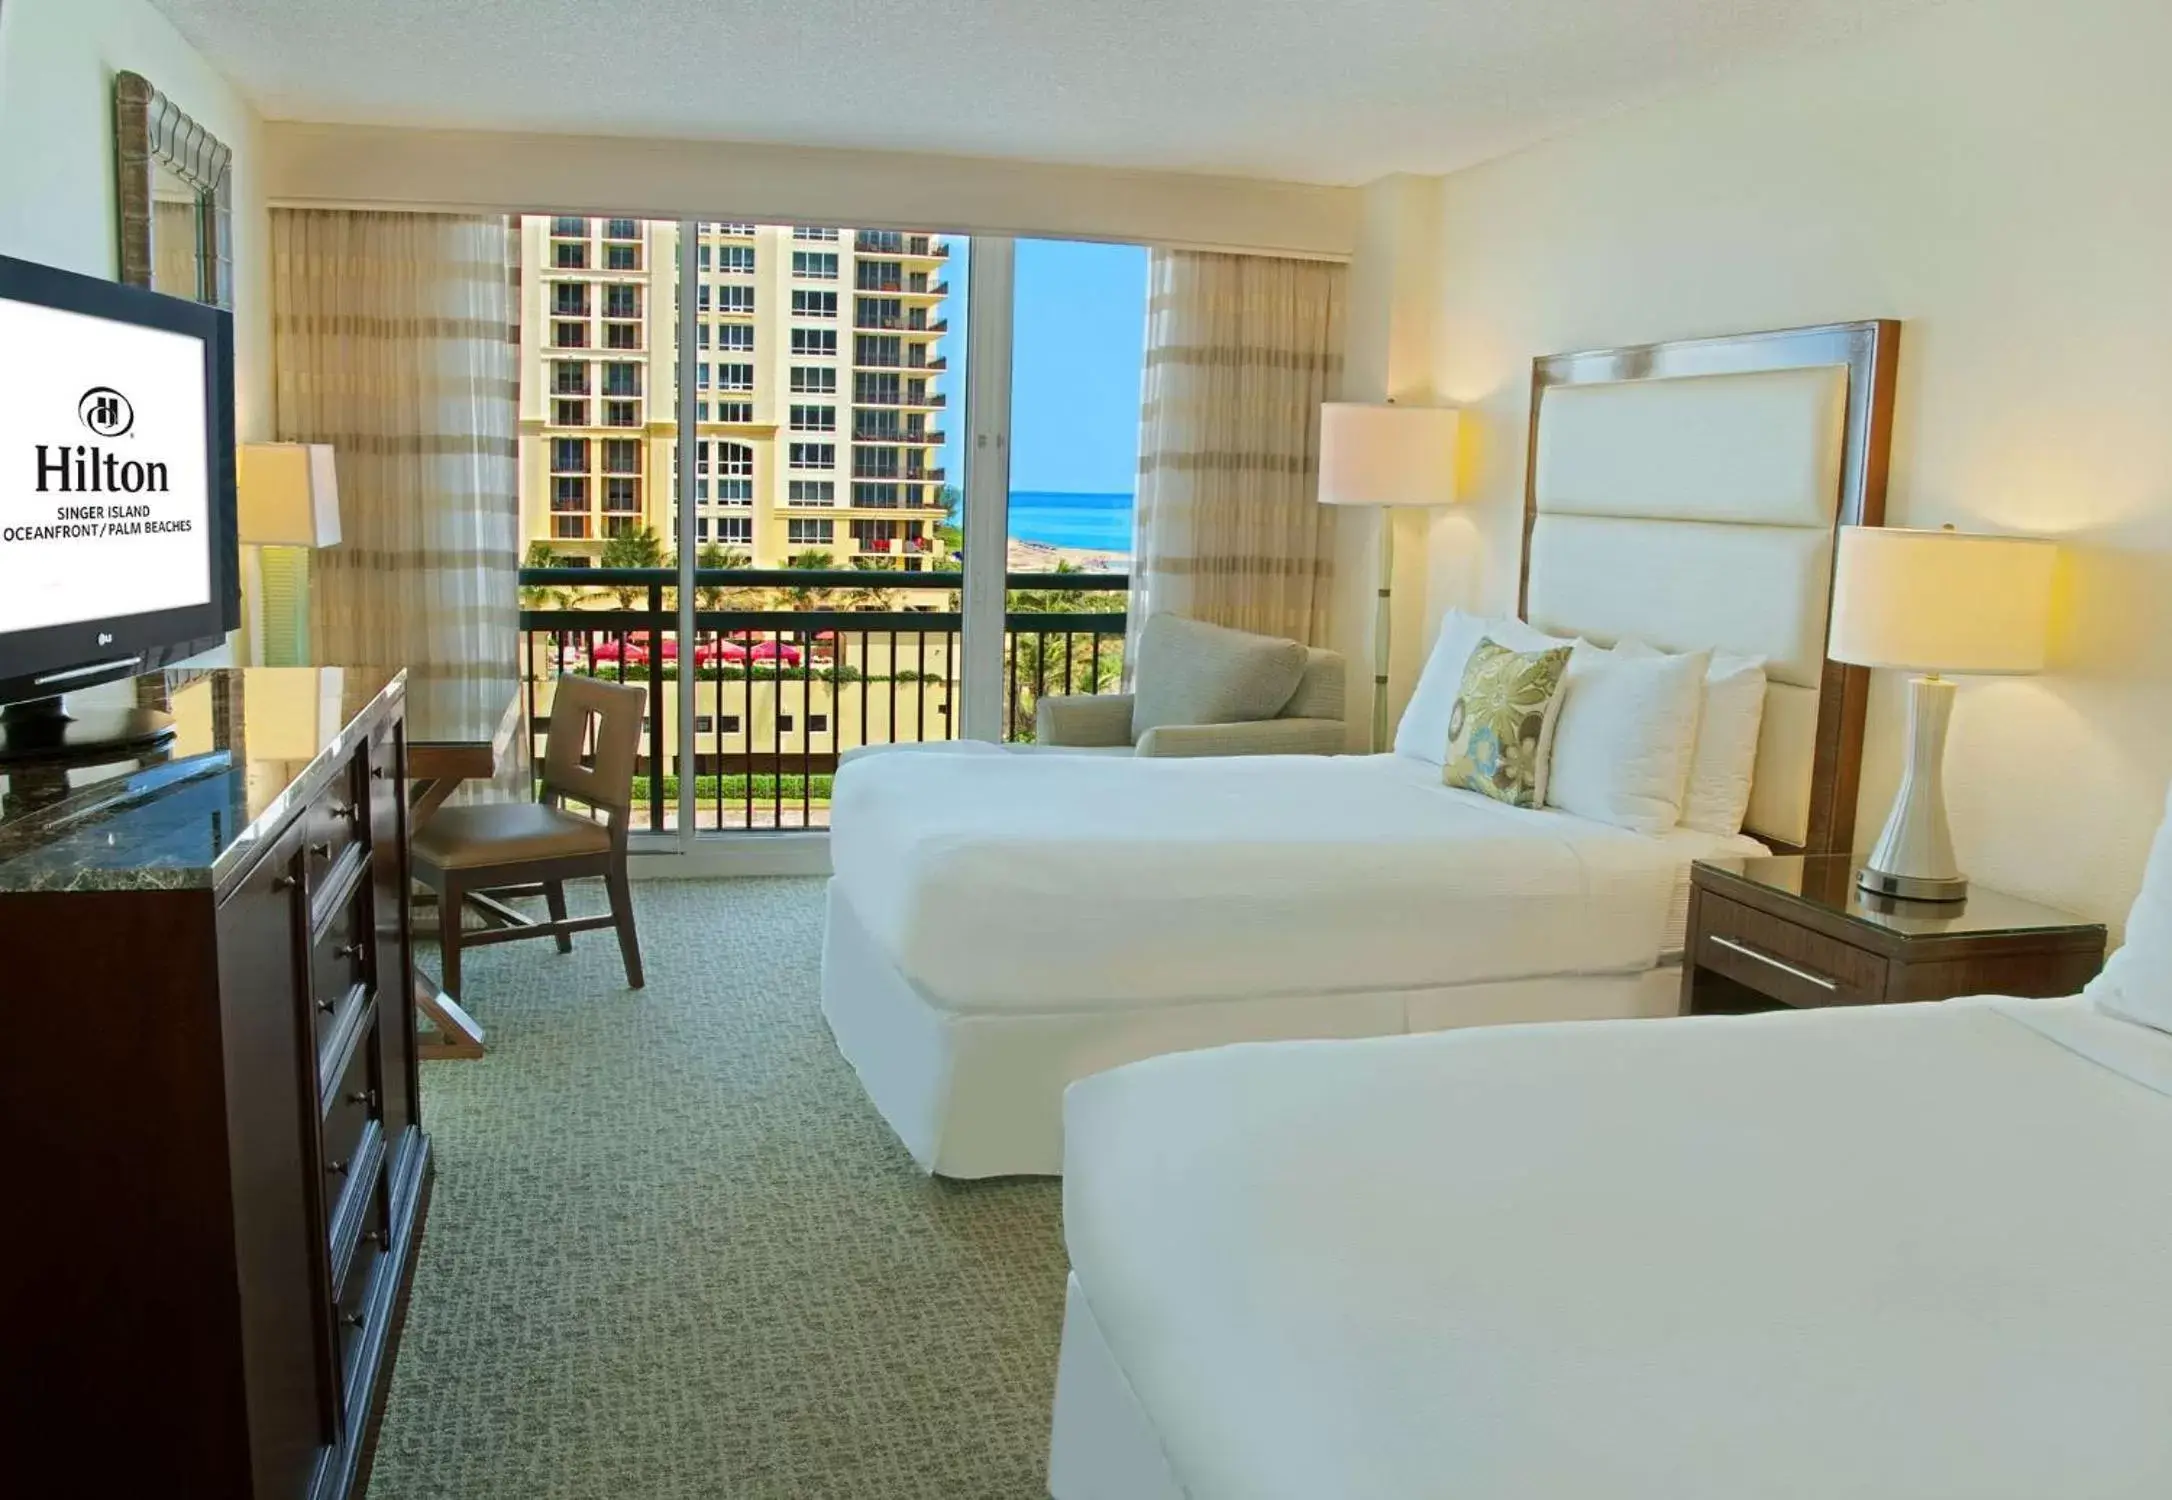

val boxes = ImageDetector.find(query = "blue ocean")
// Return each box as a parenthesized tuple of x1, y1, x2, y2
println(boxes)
(1008, 490, 1134, 553)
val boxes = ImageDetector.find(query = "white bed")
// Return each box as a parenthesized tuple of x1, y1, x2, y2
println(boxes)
(1049, 993, 2172, 1499)
(823, 321, 1900, 1178)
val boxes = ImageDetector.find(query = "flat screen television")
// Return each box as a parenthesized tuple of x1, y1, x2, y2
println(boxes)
(0, 253, 239, 763)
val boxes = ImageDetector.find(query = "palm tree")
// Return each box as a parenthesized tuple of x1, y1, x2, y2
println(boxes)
(599, 526, 664, 609)
(694, 542, 749, 612)
(781, 549, 836, 611)
(847, 554, 900, 611)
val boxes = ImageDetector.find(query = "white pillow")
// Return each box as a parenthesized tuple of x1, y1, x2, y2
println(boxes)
(1394, 611, 1572, 765)
(1618, 641, 1769, 837)
(1544, 646, 1710, 834)
(2087, 778, 2172, 1034)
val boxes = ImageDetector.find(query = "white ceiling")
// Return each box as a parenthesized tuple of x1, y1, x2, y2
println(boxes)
(149, 0, 1946, 186)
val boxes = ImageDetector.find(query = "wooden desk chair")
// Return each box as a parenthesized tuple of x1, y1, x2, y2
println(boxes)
(411, 674, 646, 1000)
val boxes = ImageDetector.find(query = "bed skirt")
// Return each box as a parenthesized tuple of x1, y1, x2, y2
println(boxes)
(1048, 1274, 1187, 1500)
(820, 881, 1681, 1179)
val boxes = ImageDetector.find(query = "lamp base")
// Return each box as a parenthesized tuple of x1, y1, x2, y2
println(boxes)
(1855, 865, 1969, 904)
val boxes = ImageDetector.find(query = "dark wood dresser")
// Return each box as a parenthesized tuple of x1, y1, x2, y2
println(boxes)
(0, 666, 429, 1499)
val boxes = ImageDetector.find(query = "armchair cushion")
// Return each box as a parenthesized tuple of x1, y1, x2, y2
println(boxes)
(1129, 615, 1309, 742)
(1134, 718, 1347, 758)
(1037, 692, 1137, 748)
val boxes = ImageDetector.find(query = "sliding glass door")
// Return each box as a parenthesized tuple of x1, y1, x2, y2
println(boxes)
(513, 217, 1143, 851)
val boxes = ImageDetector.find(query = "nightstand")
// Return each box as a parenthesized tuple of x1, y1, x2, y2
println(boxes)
(1682, 854, 2106, 1016)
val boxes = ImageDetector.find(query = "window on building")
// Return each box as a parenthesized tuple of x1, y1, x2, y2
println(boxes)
(717, 517, 752, 544)
(789, 443, 836, 469)
(603, 400, 640, 427)
(551, 475, 588, 510)
(551, 398, 588, 426)
(717, 442, 753, 476)
(551, 319, 588, 349)
(792, 289, 838, 318)
(856, 296, 903, 330)
(791, 328, 838, 357)
(551, 437, 588, 471)
(551, 216, 587, 238)
(808, 714, 830, 734)
(698, 243, 712, 272)
(713, 401, 753, 423)
(716, 323, 754, 352)
(852, 482, 901, 508)
(550, 361, 589, 395)
(778, 715, 796, 733)
(791, 366, 838, 394)
(789, 480, 835, 506)
(854, 446, 901, 479)
(855, 259, 903, 292)
(600, 439, 640, 474)
(855, 334, 901, 366)
(715, 284, 755, 314)
(602, 477, 640, 512)
(604, 241, 641, 271)
(601, 363, 641, 397)
(791, 251, 839, 279)
(717, 363, 754, 391)
(603, 284, 640, 319)
(717, 712, 744, 733)
(793, 226, 840, 241)
(789, 404, 836, 432)
(604, 515, 638, 538)
(604, 322, 640, 350)
(553, 241, 589, 270)
(552, 282, 590, 317)
(787, 518, 834, 546)
(855, 371, 901, 405)
(854, 409, 902, 440)
(717, 245, 755, 273)
(603, 218, 638, 240)
(552, 515, 590, 539)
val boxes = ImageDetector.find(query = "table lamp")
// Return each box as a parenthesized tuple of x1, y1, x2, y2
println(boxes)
(237, 443, 341, 666)
(1828, 524, 2056, 902)
(1317, 402, 1460, 751)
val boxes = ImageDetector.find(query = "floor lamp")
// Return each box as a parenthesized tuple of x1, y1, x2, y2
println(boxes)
(1317, 402, 1461, 751)
(237, 443, 342, 666)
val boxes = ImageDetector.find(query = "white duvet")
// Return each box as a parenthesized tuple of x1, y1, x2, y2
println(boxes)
(1062, 997, 2172, 1500)
(829, 751, 1758, 1013)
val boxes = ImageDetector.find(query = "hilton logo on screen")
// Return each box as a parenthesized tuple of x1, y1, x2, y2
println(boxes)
(33, 386, 169, 494)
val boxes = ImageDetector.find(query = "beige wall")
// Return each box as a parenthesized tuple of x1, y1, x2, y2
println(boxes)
(1399, 0, 2172, 932)
(262, 122, 1358, 261)
(0, 0, 271, 442)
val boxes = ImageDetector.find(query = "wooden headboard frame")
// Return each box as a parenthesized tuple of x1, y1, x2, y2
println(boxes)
(1517, 320, 1902, 856)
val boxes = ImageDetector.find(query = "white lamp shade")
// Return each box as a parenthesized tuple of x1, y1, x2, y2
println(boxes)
(1828, 525, 2055, 675)
(237, 443, 342, 547)
(1317, 403, 1460, 508)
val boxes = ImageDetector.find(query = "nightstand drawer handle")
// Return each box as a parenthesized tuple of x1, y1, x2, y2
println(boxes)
(1710, 935, 1838, 992)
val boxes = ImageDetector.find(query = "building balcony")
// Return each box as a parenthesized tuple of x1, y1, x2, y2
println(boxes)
(851, 426, 942, 444)
(901, 281, 949, 300)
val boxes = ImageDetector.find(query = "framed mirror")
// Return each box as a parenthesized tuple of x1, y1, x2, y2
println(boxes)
(114, 71, 233, 308)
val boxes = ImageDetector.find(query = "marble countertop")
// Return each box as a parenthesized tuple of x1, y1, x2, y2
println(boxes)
(0, 666, 407, 894)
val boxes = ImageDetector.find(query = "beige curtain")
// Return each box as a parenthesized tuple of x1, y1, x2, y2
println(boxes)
(1131, 249, 1346, 647)
(271, 209, 520, 678)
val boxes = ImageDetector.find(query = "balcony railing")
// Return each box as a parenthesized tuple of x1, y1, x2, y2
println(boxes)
(518, 566, 1126, 831)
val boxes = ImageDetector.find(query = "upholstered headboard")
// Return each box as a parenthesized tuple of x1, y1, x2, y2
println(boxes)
(1519, 321, 1900, 853)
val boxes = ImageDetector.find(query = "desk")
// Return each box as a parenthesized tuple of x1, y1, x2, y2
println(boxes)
(401, 673, 523, 1060)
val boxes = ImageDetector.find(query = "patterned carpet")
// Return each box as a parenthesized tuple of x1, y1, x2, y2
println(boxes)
(369, 878, 1068, 1500)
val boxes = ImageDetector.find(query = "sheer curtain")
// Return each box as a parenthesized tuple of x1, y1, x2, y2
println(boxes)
(270, 209, 520, 678)
(1130, 249, 1347, 649)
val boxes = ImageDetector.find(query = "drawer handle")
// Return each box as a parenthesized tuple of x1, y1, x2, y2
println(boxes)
(1710, 935, 1838, 993)
(346, 1088, 379, 1110)
(335, 942, 366, 961)
(363, 1228, 386, 1248)
(328, 1158, 349, 1176)
(316, 996, 336, 1015)
(330, 803, 359, 822)
(371, 766, 389, 781)
(273, 874, 299, 892)
(343, 1311, 366, 1330)
(309, 841, 333, 859)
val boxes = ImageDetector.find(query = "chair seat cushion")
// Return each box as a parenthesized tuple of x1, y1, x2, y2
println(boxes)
(412, 802, 612, 871)
(1130, 615, 1309, 741)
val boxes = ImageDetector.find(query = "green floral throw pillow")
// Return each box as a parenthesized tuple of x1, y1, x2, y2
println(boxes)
(1443, 637, 1574, 808)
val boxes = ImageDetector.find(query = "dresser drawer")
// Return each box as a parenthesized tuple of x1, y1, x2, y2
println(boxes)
(303, 760, 369, 900)
(321, 1016, 381, 1210)
(334, 1166, 390, 1415)
(311, 891, 372, 1026)
(1694, 892, 1888, 1008)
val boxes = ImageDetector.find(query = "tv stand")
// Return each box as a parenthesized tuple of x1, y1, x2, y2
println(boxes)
(0, 694, 176, 767)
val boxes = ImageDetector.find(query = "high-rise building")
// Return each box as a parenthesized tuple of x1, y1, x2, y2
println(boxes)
(516, 217, 953, 570)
